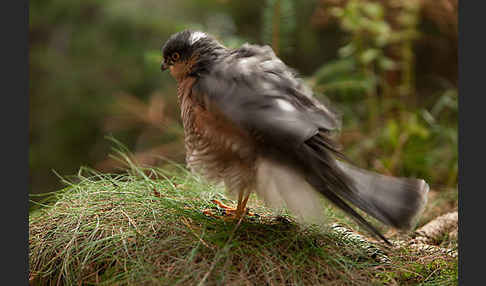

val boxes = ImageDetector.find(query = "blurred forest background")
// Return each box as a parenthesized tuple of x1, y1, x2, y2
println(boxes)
(29, 0, 457, 197)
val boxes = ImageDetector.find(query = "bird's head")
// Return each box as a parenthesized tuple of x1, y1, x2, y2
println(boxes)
(161, 30, 226, 80)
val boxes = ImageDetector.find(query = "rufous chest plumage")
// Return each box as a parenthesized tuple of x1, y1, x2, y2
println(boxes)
(176, 77, 256, 192)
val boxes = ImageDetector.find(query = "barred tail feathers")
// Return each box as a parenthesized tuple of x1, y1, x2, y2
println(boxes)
(300, 134, 429, 243)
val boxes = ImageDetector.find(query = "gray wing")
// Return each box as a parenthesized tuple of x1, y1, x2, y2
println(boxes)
(192, 44, 340, 148)
(192, 45, 429, 245)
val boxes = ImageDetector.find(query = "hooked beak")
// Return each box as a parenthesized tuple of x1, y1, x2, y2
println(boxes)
(161, 61, 169, 71)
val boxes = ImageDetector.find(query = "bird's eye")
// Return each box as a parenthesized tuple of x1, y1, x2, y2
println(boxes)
(171, 52, 180, 61)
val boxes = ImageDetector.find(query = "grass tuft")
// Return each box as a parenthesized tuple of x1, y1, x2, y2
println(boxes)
(30, 162, 457, 285)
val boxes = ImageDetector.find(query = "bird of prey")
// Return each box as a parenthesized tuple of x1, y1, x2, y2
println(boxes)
(160, 30, 429, 244)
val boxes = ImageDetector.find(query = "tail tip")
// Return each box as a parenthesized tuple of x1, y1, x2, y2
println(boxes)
(401, 178, 430, 231)
(419, 179, 430, 195)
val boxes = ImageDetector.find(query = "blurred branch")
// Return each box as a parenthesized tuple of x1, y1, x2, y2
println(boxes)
(262, 0, 296, 57)
(95, 141, 185, 173)
(98, 91, 185, 172)
(105, 91, 182, 134)
(272, 0, 281, 56)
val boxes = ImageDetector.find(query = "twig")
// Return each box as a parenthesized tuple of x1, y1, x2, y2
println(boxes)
(331, 223, 391, 263)
(414, 211, 458, 244)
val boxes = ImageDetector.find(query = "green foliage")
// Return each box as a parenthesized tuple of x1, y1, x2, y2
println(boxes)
(30, 0, 173, 194)
(315, 0, 421, 101)
(310, 0, 457, 187)
(313, 58, 375, 100)
(30, 0, 457, 196)
(331, 0, 397, 71)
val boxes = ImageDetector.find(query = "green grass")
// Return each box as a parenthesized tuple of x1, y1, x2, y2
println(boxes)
(29, 161, 457, 285)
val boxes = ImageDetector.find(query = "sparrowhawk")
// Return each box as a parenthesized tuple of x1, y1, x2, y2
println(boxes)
(160, 30, 429, 244)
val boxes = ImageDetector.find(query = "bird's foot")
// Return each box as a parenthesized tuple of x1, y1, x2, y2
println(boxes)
(210, 199, 237, 212)
(203, 199, 253, 220)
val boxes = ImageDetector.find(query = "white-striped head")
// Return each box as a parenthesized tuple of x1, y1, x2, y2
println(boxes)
(161, 30, 225, 75)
